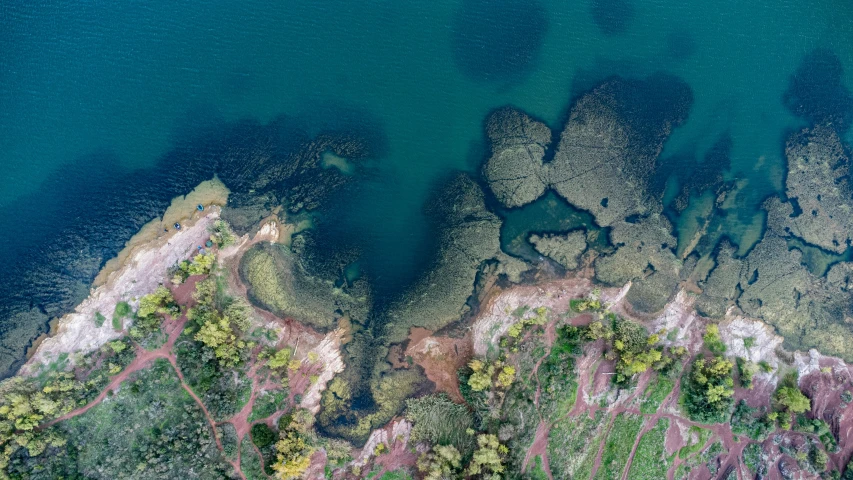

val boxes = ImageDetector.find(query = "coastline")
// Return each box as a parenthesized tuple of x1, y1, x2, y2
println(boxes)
(21, 180, 229, 376)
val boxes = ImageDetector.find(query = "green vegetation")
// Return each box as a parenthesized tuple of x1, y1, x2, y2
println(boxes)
(640, 375, 675, 414)
(217, 422, 239, 460)
(6, 359, 231, 478)
(627, 418, 670, 480)
(736, 357, 759, 389)
(405, 393, 475, 455)
(131, 286, 177, 340)
(417, 444, 463, 480)
(251, 422, 276, 448)
(594, 413, 644, 480)
(776, 386, 811, 414)
(210, 219, 236, 248)
(172, 252, 217, 284)
(703, 324, 726, 355)
(94, 311, 106, 328)
(249, 389, 287, 422)
(677, 426, 712, 459)
(187, 278, 253, 368)
(467, 433, 508, 478)
(730, 400, 774, 441)
(795, 415, 838, 452)
(549, 409, 607, 479)
(682, 352, 735, 423)
(240, 435, 266, 480)
(112, 300, 132, 330)
(527, 456, 549, 480)
(742, 442, 763, 474)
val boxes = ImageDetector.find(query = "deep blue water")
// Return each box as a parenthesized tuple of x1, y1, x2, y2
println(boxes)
(2, 0, 853, 374)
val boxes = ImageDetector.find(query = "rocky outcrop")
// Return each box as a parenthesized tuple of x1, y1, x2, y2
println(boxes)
(385, 174, 502, 342)
(529, 231, 587, 269)
(769, 126, 853, 253)
(482, 108, 551, 208)
(594, 214, 682, 314)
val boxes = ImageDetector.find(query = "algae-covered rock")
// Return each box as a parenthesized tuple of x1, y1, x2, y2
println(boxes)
(546, 76, 691, 226)
(384, 174, 502, 342)
(737, 233, 853, 359)
(529, 231, 587, 270)
(482, 108, 551, 208)
(240, 239, 370, 330)
(594, 214, 681, 314)
(695, 240, 743, 318)
(773, 126, 853, 253)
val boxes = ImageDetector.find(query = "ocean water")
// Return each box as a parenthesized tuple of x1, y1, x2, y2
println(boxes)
(1, 0, 853, 373)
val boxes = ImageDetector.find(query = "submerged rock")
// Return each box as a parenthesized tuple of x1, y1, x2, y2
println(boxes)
(384, 173, 502, 342)
(529, 230, 587, 270)
(240, 238, 370, 330)
(482, 108, 551, 208)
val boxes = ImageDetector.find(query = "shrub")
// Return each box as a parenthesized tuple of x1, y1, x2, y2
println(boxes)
(93, 312, 106, 328)
(776, 387, 810, 414)
(703, 324, 726, 355)
(251, 423, 276, 449)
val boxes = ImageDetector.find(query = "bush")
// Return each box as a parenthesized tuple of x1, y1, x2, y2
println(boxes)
(776, 387, 811, 414)
(730, 400, 774, 441)
(703, 324, 726, 355)
(251, 423, 276, 449)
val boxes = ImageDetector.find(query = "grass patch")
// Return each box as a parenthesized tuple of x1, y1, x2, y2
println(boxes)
(240, 436, 265, 480)
(405, 393, 475, 455)
(678, 426, 712, 459)
(527, 456, 549, 480)
(593, 413, 645, 480)
(627, 418, 670, 480)
(742, 443, 763, 474)
(249, 389, 287, 422)
(548, 410, 608, 479)
(640, 375, 674, 414)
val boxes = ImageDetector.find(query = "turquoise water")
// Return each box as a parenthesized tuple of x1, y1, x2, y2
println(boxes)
(2, 0, 853, 369)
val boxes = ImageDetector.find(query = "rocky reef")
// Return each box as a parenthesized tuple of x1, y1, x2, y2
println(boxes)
(384, 174, 502, 343)
(528, 230, 587, 269)
(482, 107, 551, 208)
(240, 235, 370, 330)
(768, 126, 853, 253)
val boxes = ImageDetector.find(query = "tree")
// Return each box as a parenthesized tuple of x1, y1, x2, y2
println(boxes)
(467, 434, 508, 479)
(137, 286, 176, 319)
(418, 445, 462, 480)
(776, 387, 811, 414)
(266, 348, 293, 371)
(467, 360, 492, 392)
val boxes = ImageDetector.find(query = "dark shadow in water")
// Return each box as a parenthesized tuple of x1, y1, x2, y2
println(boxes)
(451, 0, 548, 84)
(591, 0, 634, 36)
(0, 110, 386, 378)
(783, 48, 853, 134)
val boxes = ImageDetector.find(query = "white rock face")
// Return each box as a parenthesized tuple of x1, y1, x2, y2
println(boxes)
(299, 329, 345, 414)
(351, 418, 412, 468)
(22, 209, 221, 375)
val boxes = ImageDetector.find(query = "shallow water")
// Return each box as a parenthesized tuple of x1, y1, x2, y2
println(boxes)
(1, 0, 853, 373)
